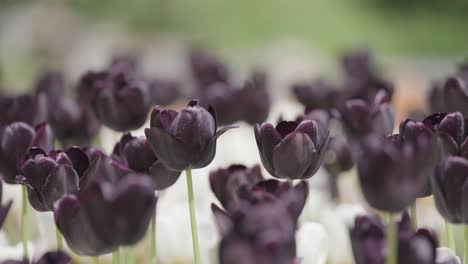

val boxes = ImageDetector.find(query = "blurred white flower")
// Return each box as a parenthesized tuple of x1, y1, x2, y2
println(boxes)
(437, 247, 461, 264)
(296, 222, 328, 264)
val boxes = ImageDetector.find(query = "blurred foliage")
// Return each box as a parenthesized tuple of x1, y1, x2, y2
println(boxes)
(4, 0, 468, 55)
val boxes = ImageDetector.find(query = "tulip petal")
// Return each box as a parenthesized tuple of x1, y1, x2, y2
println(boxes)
(148, 161, 182, 190)
(65, 147, 90, 178)
(145, 128, 191, 171)
(212, 203, 233, 237)
(41, 165, 80, 211)
(254, 123, 281, 176)
(32, 123, 55, 153)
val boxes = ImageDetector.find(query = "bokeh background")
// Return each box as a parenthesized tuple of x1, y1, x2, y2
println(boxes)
(1, 0, 468, 263)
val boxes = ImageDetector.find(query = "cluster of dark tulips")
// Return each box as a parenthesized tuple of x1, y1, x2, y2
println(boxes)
(0, 47, 467, 264)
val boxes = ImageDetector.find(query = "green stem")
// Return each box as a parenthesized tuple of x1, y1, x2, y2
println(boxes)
(151, 211, 156, 264)
(386, 213, 397, 264)
(288, 179, 294, 187)
(446, 221, 456, 253)
(21, 186, 29, 259)
(464, 226, 468, 264)
(93, 257, 99, 264)
(56, 225, 63, 250)
(113, 248, 120, 264)
(186, 168, 201, 264)
(410, 203, 418, 231)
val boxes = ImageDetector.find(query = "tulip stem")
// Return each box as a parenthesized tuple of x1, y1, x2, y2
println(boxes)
(93, 257, 99, 264)
(21, 186, 29, 260)
(446, 221, 456, 253)
(55, 225, 63, 250)
(113, 248, 120, 264)
(464, 226, 468, 264)
(151, 210, 157, 264)
(186, 168, 201, 264)
(410, 203, 418, 231)
(385, 213, 397, 264)
(288, 179, 294, 187)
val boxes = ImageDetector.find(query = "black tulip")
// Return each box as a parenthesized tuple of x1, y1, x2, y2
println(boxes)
(237, 71, 271, 125)
(254, 110, 329, 180)
(33, 71, 65, 102)
(148, 79, 181, 106)
(0, 123, 54, 184)
(189, 48, 229, 88)
(202, 83, 240, 126)
(145, 100, 237, 171)
(112, 133, 181, 190)
(54, 175, 157, 256)
(2, 250, 71, 264)
(292, 79, 337, 112)
(0, 93, 48, 127)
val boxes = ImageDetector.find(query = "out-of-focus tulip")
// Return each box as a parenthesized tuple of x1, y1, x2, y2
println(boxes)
(148, 79, 181, 106)
(202, 83, 240, 126)
(340, 90, 394, 139)
(0, 93, 48, 127)
(189, 48, 229, 88)
(432, 156, 468, 224)
(443, 72, 468, 116)
(292, 79, 337, 112)
(16, 147, 91, 212)
(0, 180, 12, 229)
(112, 133, 181, 190)
(212, 181, 307, 264)
(145, 100, 237, 171)
(236, 71, 271, 125)
(0, 123, 54, 184)
(2, 250, 71, 264)
(324, 133, 355, 175)
(358, 134, 437, 212)
(209, 164, 264, 210)
(33, 71, 65, 101)
(54, 175, 157, 256)
(254, 110, 329, 180)
(351, 213, 438, 264)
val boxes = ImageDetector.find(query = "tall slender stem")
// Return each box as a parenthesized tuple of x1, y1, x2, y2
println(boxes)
(385, 213, 397, 264)
(21, 186, 29, 259)
(56, 225, 63, 250)
(410, 203, 418, 231)
(151, 211, 157, 264)
(113, 248, 120, 264)
(464, 226, 468, 264)
(288, 179, 294, 187)
(186, 168, 201, 264)
(446, 221, 456, 253)
(93, 257, 99, 264)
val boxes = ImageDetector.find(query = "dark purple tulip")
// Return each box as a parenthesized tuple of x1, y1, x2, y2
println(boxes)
(145, 100, 237, 171)
(341, 49, 373, 79)
(76, 71, 109, 105)
(148, 79, 181, 106)
(236, 71, 271, 125)
(423, 112, 468, 158)
(49, 96, 101, 146)
(428, 81, 447, 113)
(92, 72, 151, 131)
(254, 110, 329, 180)
(189, 48, 229, 88)
(212, 182, 307, 264)
(209, 164, 264, 210)
(54, 175, 157, 256)
(16, 147, 90, 212)
(443, 74, 468, 116)
(0, 122, 54, 184)
(350, 212, 437, 264)
(358, 134, 437, 212)
(112, 133, 182, 190)
(0, 93, 48, 127)
(33, 71, 65, 101)
(1, 250, 71, 264)
(110, 55, 139, 76)
(324, 133, 355, 175)
(0, 180, 12, 229)
(292, 79, 337, 112)
(432, 156, 468, 224)
(340, 90, 394, 139)
(203, 83, 240, 126)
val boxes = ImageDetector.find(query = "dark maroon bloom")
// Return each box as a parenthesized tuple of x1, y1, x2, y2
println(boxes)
(432, 156, 468, 224)
(189, 48, 229, 88)
(148, 79, 181, 106)
(324, 133, 355, 175)
(340, 90, 394, 139)
(112, 133, 181, 190)
(0, 122, 54, 184)
(33, 70, 65, 101)
(423, 112, 467, 158)
(443, 72, 468, 116)
(236, 71, 271, 125)
(49, 96, 101, 146)
(91, 72, 151, 132)
(358, 134, 438, 212)
(350, 212, 437, 264)
(292, 79, 337, 112)
(428, 81, 446, 113)
(16, 147, 91, 212)
(254, 111, 329, 180)
(203, 83, 240, 126)
(212, 182, 307, 264)
(54, 175, 157, 256)
(0, 93, 48, 127)
(145, 100, 237, 171)
(0, 180, 12, 229)
(2, 250, 71, 264)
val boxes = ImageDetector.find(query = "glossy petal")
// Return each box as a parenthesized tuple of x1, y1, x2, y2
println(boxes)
(254, 123, 281, 175)
(145, 127, 190, 171)
(148, 161, 182, 190)
(40, 165, 79, 211)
